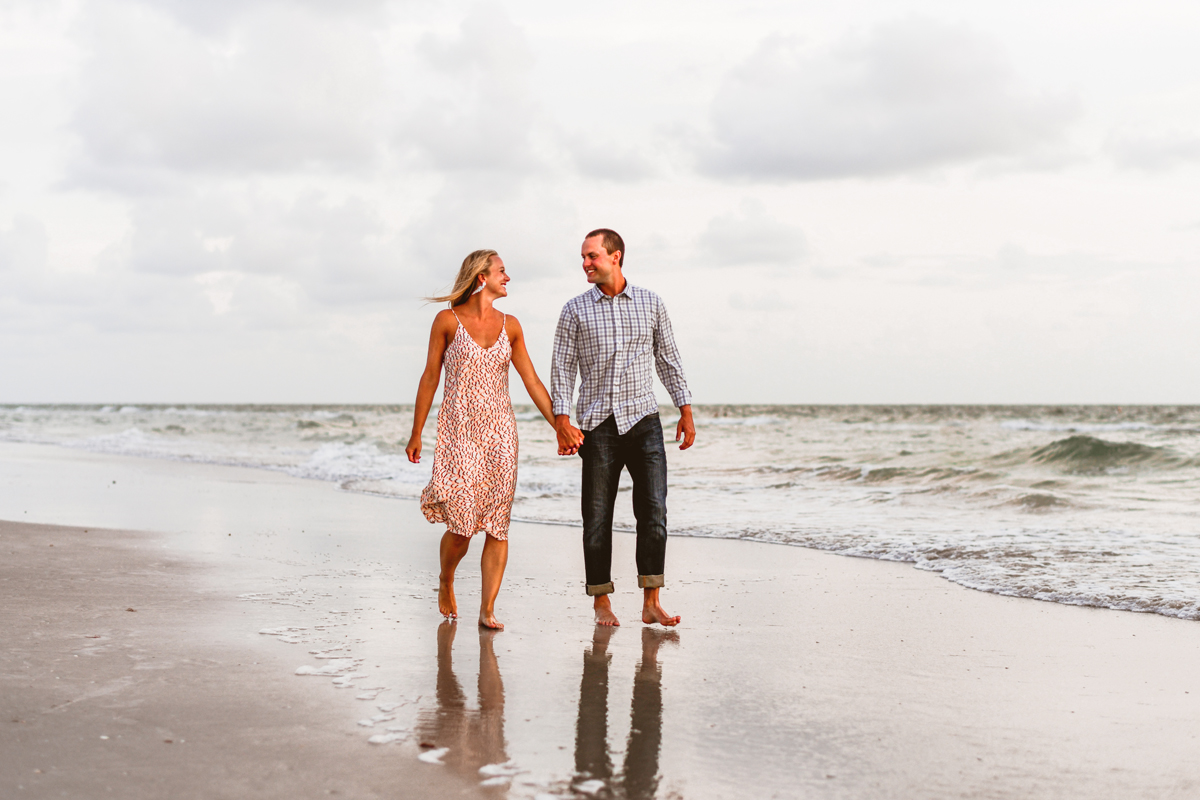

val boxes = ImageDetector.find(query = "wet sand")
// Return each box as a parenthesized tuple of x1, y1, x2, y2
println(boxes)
(3, 440, 1200, 798)
(0, 519, 483, 799)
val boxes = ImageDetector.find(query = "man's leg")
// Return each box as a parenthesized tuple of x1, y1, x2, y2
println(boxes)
(573, 625, 616, 785)
(581, 417, 623, 625)
(622, 414, 680, 627)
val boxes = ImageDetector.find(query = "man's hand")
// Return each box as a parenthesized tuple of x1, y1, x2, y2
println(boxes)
(555, 415, 584, 456)
(675, 405, 696, 450)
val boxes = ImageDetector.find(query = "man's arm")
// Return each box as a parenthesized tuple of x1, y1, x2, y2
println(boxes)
(652, 299, 695, 450)
(550, 305, 582, 453)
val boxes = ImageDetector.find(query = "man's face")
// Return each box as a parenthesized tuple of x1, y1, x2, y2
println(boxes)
(581, 235, 620, 285)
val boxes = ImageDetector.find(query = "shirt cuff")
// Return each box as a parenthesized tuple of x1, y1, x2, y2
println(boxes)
(552, 401, 573, 417)
(670, 390, 692, 408)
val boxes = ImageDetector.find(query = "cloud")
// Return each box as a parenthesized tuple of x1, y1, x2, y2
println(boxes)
(112, 189, 409, 307)
(1106, 132, 1200, 171)
(404, 173, 581, 289)
(401, 4, 539, 173)
(697, 199, 806, 266)
(700, 18, 1078, 181)
(565, 137, 658, 182)
(69, 1, 383, 187)
(0, 215, 48, 275)
(143, 0, 387, 35)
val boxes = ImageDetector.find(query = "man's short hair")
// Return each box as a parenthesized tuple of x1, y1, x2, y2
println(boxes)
(585, 228, 625, 268)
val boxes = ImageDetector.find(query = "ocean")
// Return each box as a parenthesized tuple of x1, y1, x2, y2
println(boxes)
(3, 403, 1199, 621)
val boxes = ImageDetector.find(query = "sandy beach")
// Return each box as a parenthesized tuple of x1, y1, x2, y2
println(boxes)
(4, 439, 1200, 799)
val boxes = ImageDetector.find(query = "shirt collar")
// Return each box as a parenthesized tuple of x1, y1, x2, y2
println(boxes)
(590, 282, 633, 301)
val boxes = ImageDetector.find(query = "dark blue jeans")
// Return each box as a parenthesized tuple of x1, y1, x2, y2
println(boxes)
(580, 414, 668, 595)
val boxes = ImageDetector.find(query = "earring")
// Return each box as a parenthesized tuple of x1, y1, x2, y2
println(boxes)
(471, 279, 485, 296)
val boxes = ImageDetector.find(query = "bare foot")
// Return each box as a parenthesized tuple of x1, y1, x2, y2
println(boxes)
(642, 598, 681, 627)
(594, 595, 620, 627)
(438, 574, 457, 618)
(478, 611, 504, 630)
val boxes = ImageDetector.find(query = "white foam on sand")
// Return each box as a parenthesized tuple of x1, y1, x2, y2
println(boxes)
(308, 648, 347, 659)
(479, 761, 523, 778)
(418, 747, 449, 764)
(331, 672, 369, 688)
(367, 732, 407, 745)
(294, 659, 355, 677)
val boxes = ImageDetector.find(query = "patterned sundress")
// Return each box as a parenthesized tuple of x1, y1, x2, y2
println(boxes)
(420, 313, 518, 540)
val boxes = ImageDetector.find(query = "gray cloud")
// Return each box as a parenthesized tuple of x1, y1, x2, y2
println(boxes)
(69, 1, 383, 186)
(0, 215, 47, 275)
(697, 199, 806, 266)
(143, 0, 387, 35)
(1106, 132, 1200, 171)
(701, 19, 1078, 181)
(401, 4, 539, 173)
(566, 137, 658, 182)
(115, 189, 409, 308)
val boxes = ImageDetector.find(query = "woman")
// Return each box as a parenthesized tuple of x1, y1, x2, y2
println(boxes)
(406, 249, 582, 630)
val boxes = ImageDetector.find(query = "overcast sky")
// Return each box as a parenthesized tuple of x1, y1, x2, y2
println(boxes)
(1, 0, 1198, 404)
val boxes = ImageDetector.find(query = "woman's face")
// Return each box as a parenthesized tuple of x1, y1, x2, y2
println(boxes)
(482, 256, 510, 297)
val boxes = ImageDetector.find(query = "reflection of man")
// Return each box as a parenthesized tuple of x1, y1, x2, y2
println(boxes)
(574, 626, 675, 799)
(415, 622, 507, 775)
(552, 228, 695, 627)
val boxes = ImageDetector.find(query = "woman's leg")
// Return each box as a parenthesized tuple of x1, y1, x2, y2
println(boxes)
(479, 535, 509, 630)
(439, 531, 472, 618)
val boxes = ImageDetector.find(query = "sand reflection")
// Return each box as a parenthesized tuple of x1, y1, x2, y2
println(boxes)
(574, 627, 677, 799)
(414, 621, 508, 780)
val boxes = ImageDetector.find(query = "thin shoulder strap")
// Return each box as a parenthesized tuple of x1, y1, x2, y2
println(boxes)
(450, 310, 462, 326)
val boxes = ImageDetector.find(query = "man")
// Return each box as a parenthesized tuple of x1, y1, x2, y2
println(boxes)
(551, 228, 695, 627)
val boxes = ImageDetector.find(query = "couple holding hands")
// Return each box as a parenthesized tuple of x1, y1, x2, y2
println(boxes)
(405, 229, 695, 631)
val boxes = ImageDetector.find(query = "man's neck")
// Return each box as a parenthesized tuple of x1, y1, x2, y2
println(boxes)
(598, 272, 627, 298)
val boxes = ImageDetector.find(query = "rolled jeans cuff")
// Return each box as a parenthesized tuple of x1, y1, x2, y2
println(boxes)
(637, 574, 664, 589)
(586, 581, 615, 596)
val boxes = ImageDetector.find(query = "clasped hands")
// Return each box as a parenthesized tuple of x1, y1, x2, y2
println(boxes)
(555, 418, 584, 456)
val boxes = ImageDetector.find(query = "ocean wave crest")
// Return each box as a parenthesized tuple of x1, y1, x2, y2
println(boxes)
(1027, 435, 1180, 474)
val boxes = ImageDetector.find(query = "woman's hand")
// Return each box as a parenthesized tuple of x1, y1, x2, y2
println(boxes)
(555, 416, 584, 456)
(406, 433, 423, 463)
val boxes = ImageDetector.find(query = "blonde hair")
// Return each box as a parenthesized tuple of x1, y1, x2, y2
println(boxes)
(425, 249, 498, 306)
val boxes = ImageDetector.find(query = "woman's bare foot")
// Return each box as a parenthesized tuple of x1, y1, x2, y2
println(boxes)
(438, 574, 457, 618)
(437, 531, 470, 619)
(641, 588, 680, 626)
(478, 611, 504, 630)
(594, 594, 620, 627)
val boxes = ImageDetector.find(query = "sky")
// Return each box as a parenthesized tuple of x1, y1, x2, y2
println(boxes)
(1, 0, 1198, 404)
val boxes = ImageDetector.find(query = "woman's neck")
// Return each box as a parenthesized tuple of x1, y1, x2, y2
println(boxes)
(457, 292, 496, 319)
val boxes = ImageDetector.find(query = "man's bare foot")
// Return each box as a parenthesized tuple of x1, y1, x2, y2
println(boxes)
(438, 574, 457, 618)
(479, 611, 504, 630)
(594, 595, 620, 627)
(642, 589, 680, 626)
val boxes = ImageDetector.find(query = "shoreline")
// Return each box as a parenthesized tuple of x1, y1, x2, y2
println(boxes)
(4, 440, 1200, 798)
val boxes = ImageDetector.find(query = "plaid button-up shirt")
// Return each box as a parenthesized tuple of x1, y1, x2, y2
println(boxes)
(551, 283, 692, 434)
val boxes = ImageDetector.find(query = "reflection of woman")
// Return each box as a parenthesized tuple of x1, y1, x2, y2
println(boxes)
(406, 250, 582, 629)
(415, 621, 508, 776)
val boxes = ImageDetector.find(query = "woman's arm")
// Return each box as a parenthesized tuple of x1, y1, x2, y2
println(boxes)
(406, 311, 455, 463)
(508, 316, 583, 455)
